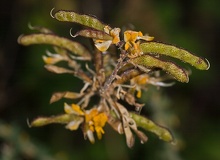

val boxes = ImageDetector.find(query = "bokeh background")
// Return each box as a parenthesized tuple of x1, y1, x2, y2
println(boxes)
(1, 0, 219, 159)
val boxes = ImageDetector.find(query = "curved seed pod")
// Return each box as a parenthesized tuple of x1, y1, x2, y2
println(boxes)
(129, 54, 189, 83)
(54, 10, 106, 31)
(18, 34, 91, 60)
(130, 112, 174, 143)
(140, 42, 210, 70)
(73, 29, 112, 40)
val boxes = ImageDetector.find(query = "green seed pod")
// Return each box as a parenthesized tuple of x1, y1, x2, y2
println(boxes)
(74, 29, 112, 40)
(140, 42, 210, 70)
(130, 112, 174, 143)
(54, 10, 106, 31)
(129, 54, 189, 83)
(18, 34, 91, 60)
(29, 114, 83, 127)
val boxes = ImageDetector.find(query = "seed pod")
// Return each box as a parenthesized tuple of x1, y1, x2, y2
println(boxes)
(18, 34, 91, 60)
(54, 10, 106, 31)
(74, 29, 112, 40)
(130, 112, 174, 143)
(129, 54, 189, 83)
(29, 114, 83, 127)
(140, 42, 210, 70)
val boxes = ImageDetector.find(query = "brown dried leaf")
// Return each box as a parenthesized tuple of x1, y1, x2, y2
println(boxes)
(44, 65, 74, 74)
(50, 91, 83, 103)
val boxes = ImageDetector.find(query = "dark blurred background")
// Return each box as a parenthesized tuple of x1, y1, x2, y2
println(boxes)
(0, 0, 219, 159)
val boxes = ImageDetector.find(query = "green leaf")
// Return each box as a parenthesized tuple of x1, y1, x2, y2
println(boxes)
(129, 54, 189, 83)
(130, 112, 174, 143)
(140, 42, 210, 70)
(54, 10, 106, 31)
(18, 34, 91, 60)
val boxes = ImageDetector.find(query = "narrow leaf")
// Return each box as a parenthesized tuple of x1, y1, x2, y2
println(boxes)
(129, 54, 189, 83)
(50, 91, 83, 103)
(140, 42, 210, 70)
(54, 10, 106, 31)
(44, 65, 74, 74)
(18, 34, 91, 60)
(130, 112, 174, 143)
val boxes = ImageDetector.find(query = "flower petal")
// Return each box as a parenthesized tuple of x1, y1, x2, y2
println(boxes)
(66, 119, 83, 130)
(94, 40, 112, 52)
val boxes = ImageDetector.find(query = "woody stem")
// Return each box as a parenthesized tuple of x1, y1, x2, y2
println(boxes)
(100, 49, 127, 95)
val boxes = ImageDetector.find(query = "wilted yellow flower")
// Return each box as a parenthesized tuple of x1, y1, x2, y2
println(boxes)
(64, 103, 84, 116)
(42, 50, 69, 64)
(84, 108, 108, 143)
(130, 74, 149, 98)
(64, 103, 84, 130)
(94, 26, 121, 52)
(124, 30, 154, 58)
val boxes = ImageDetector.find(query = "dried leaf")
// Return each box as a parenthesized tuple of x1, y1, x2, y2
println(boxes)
(132, 129, 148, 144)
(44, 65, 74, 74)
(107, 114, 124, 134)
(117, 102, 135, 148)
(54, 10, 106, 31)
(125, 115, 148, 144)
(123, 119, 135, 148)
(18, 34, 91, 60)
(129, 54, 189, 83)
(140, 42, 210, 70)
(50, 91, 83, 103)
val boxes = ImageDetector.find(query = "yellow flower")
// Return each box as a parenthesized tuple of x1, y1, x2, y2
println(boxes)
(93, 113, 108, 139)
(84, 108, 108, 143)
(124, 30, 154, 58)
(63, 103, 108, 143)
(42, 51, 68, 64)
(130, 74, 175, 98)
(64, 103, 84, 130)
(94, 26, 121, 52)
(64, 103, 84, 116)
(130, 74, 149, 98)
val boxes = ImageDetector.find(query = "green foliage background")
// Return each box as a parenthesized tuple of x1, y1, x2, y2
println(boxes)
(0, 0, 219, 159)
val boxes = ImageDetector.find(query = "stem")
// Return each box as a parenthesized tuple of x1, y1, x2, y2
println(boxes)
(100, 49, 127, 95)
